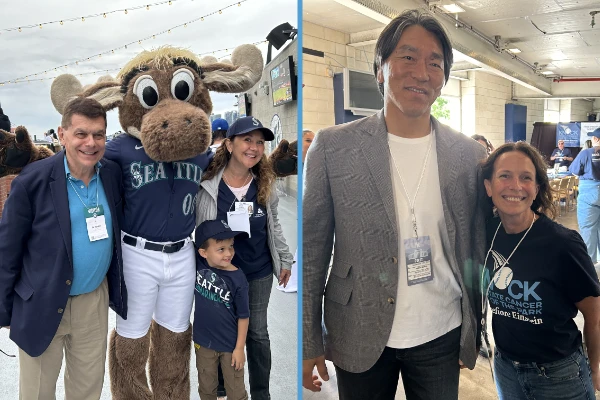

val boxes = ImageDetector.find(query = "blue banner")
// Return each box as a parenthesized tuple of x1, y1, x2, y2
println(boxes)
(556, 123, 581, 147)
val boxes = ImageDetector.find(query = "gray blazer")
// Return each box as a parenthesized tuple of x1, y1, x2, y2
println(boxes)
(196, 167, 294, 277)
(302, 111, 487, 372)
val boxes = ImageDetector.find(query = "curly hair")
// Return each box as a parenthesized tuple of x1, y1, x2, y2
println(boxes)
(202, 137, 276, 206)
(480, 141, 557, 219)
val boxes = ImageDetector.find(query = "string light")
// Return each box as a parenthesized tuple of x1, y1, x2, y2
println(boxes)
(169, 1, 172, 4)
(146, 5, 150, 10)
(60, 21, 63, 25)
(1, 0, 252, 85)
(39, 24, 42, 29)
(103, 13, 107, 18)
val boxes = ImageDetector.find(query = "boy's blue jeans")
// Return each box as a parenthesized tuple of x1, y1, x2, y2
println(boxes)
(494, 346, 595, 400)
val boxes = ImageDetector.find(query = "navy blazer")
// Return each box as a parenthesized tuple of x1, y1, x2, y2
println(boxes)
(0, 151, 128, 357)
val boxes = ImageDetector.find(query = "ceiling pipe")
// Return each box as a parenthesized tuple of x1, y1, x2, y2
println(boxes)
(554, 77, 600, 83)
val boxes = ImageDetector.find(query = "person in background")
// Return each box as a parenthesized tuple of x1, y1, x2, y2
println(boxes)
(550, 139, 573, 168)
(471, 134, 494, 156)
(302, 129, 315, 163)
(481, 141, 600, 399)
(0, 97, 126, 399)
(0, 107, 11, 132)
(44, 129, 56, 143)
(569, 128, 600, 263)
(210, 118, 229, 152)
(276, 128, 315, 294)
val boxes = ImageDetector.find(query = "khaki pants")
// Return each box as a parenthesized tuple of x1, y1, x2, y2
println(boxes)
(19, 278, 109, 400)
(195, 344, 248, 400)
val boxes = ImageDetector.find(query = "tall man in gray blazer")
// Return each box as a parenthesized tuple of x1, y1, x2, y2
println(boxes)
(302, 9, 487, 400)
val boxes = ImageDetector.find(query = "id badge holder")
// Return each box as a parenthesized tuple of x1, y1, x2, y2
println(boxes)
(404, 235, 433, 286)
(84, 205, 109, 242)
(227, 209, 251, 238)
(235, 201, 254, 216)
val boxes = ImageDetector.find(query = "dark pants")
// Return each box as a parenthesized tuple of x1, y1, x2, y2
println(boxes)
(246, 274, 273, 400)
(217, 274, 273, 399)
(494, 346, 595, 400)
(335, 327, 461, 400)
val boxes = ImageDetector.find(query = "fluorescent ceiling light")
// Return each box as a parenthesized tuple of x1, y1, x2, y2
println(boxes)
(508, 48, 521, 53)
(541, 71, 554, 75)
(332, 0, 391, 24)
(442, 3, 466, 13)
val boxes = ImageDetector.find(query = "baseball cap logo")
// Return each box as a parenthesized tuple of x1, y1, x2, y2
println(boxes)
(221, 220, 230, 229)
(252, 117, 259, 126)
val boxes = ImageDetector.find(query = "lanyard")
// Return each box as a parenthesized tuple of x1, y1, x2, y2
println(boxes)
(223, 172, 252, 211)
(68, 170, 99, 213)
(389, 133, 433, 238)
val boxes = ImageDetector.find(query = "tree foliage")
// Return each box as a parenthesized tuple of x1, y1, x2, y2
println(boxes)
(431, 97, 450, 120)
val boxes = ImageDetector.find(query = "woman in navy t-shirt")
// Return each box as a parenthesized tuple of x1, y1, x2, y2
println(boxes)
(480, 141, 600, 399)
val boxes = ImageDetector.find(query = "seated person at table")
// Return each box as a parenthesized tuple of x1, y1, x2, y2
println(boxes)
(550, 140, 573, 168)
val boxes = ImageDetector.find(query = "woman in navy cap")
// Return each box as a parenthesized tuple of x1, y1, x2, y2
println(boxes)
(196, 116, 293, 399)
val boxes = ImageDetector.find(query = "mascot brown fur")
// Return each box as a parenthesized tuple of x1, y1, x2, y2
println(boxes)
(0, 127, 54, 216)
(269, 139, 298, 177)
(50, 44, 263, 400)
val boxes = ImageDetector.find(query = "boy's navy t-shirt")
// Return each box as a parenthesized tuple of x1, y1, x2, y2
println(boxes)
(193, 254, 250, 352)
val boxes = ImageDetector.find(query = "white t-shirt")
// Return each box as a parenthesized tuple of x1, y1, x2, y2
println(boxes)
(386, 129, 462, 349)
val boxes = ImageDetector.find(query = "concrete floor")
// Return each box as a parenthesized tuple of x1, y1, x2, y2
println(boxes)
(0, 193, 298, 400)
(303, 204, 600, 400)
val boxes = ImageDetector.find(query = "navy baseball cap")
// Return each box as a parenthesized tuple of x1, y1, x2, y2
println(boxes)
(588, 128, 600, 138)
(211, 118, 229, 132)
(227, 116, 274, 141)
(194, 220, 248, 249)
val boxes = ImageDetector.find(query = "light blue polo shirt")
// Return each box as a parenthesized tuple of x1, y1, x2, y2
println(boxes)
(64, 156, 113, 295)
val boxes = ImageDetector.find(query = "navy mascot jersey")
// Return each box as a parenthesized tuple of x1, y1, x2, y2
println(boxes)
(105, 135, 213, 242)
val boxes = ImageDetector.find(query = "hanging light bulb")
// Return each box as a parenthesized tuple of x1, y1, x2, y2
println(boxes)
(60, 20, 63, 25)
(112, 50, 114, 54)
(146, 5, 150, 10)
(152, 35, 155, 39)
(99, 54, 102, 58)
(125, 45, 128, 49)
(18, 27, 22, 32)
(103, 13, 107, 18)
(76, 61, 79, 65)
(184, 23, 187, 28)
(219, 10, 222, 14)
(238, 2, 241, 6)
(124, 9, 128, 14)
(169, 1, 172, 4)
(201, 17, 204, 21)
(82, 17, 85, 22)
(39, 24, 42, 29)
(138, 40, 141, 44)
(168, 30, 171, 34)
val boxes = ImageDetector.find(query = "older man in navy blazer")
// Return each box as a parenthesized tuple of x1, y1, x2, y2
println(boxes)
(0, 97, 127, 399)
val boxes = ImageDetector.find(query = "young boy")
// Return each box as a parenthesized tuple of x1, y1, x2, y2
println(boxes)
(193, 219, 250, 400)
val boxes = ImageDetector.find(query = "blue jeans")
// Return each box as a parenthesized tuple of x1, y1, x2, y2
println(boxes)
(246, 274, 273, 400)
(494, 346, 595, 400)
(335, 326, 461, 400)
(577, 181, 600, 263)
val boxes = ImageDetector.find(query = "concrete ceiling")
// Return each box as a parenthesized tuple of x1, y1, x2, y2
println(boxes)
(303, 0, 600, 97)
